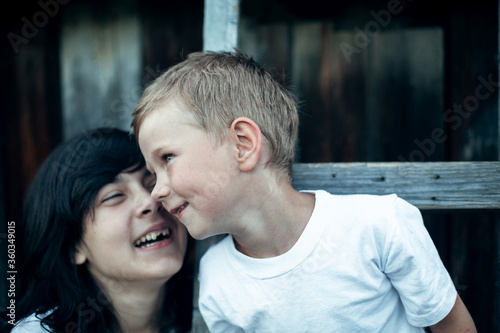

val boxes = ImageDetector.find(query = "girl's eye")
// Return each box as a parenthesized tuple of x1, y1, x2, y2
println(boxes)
(102, 193, 123, 203)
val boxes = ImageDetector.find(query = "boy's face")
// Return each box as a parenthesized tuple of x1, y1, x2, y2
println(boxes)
(138, 102, 242, 240)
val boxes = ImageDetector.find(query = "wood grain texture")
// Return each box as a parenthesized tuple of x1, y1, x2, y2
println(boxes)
(60, 0, 141, 139)
(203, 0, 240, 52)
(292, 161, 500, 209)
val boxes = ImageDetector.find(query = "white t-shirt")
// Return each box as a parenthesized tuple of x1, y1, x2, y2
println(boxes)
(198, 190, 457, 332)
(11, 312, 51, 333)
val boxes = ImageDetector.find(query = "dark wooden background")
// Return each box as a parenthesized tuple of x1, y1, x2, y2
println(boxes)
(238, 1, 499, 331)
(1, 0, 498, 331)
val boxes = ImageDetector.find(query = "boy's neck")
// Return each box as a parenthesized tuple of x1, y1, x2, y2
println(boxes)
(232, 185, 315, 258)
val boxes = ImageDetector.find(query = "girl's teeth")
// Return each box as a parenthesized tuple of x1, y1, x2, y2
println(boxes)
(135, 229, 170, 247)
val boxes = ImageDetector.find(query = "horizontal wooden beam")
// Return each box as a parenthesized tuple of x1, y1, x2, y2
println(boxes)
(292, 162, 500, 210)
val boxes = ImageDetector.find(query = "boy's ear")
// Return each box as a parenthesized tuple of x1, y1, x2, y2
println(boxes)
(230, 117, 262, 172)
(73, 244, 87, 265)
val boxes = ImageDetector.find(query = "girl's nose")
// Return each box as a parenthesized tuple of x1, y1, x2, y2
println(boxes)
(136, 188, 162, 217)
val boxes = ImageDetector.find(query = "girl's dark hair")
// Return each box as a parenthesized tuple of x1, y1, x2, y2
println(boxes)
(15, 128, 192, 332)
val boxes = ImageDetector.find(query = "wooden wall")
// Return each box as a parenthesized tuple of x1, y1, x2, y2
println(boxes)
(0, 0, 63, 312)
(239, 0, 499, 331)
(1, 0, 498, 331)
(0, 0, 203, 329)
(60, 0, 142, 138)
(240, 24, 445, 163)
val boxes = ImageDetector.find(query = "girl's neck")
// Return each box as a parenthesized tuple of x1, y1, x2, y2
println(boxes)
(104, 279, 167, 333)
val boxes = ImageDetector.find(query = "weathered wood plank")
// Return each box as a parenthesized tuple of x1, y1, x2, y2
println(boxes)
(367, 28, 444, 162)
(203, 0, 240, 52)
(60, 0, 141, 139)
(238, 19, 290, 86)
(448, 3, 499, 161)
(292, 162, 500, 210)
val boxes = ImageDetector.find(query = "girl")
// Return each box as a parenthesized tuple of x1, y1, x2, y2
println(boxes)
(11, 128, 192, 333)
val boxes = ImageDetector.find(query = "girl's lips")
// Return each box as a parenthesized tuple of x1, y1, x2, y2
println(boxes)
(134, 221, 173, 250)
(136, 236, 173, 251)
(134, 228, 170, 247)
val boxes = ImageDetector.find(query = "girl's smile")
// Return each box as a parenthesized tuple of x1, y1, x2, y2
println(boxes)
(74, 167, 188, 285)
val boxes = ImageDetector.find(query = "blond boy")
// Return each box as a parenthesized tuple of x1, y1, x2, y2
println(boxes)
(132, 51, 476, 332)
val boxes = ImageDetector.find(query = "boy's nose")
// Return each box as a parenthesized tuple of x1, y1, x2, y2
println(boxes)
(151, 178, 171, 202)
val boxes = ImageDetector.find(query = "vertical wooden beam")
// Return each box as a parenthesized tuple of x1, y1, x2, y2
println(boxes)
(191, 1, 241, 331)
(203, 0, 240, 52)
(60, 0, 141, 139)
(368, 28, 444, 162)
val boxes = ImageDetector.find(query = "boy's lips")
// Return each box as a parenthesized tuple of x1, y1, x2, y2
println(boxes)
(170, 202, 189, 218)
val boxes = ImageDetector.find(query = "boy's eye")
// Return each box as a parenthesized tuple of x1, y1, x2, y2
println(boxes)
(163, 154, 174, 162)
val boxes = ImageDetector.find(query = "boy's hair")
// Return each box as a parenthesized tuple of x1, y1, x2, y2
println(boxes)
(132, 50, 299, 177)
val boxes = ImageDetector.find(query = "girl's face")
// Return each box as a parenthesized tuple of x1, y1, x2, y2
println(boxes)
(74, 166, 188, 288)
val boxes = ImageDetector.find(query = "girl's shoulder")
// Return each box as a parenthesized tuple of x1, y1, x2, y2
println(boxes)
(11, 311, 53, 333)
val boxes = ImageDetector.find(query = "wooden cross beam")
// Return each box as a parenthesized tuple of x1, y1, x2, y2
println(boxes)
(292, 161, 500, 210)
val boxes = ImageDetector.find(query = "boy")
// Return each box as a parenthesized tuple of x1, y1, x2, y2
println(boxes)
(132, 51, 476, 332)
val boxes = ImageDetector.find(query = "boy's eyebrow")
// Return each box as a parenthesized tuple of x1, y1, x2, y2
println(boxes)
(152, 147, 166, 157)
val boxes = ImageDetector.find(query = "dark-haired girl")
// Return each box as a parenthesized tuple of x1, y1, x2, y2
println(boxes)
(11, 128, 191, 333)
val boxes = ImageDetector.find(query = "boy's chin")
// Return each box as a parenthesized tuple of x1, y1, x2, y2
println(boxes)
(186, 226, 217, 241)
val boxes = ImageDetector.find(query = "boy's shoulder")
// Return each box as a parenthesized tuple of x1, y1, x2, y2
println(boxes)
(199, 235, 232, 267)
(304, 190, 412, 213)
(303, 190, 421, 232)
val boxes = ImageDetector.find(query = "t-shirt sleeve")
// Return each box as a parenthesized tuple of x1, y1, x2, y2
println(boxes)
(382, 196, 457, 327)
(198, 244, 244, 333)
(11, 312, 51, 333)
